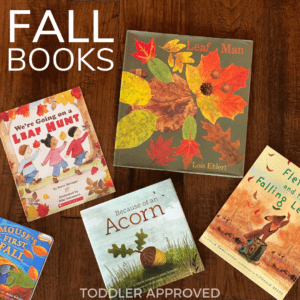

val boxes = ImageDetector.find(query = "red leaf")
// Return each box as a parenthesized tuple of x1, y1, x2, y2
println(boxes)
(248, 176, 254, 182)
(266, 165, 273, 172)
(71, 87, 81, 99)
(101, 156, 106, 167)
(254, 209, 260, 215)
(33, 140, 40, 148)
(37, 203, 49, 218)
(9, 161, 14, 169)
(37, 104, 48, 116)
(146, 135, 176, 166)
(91, 167, 98, 175)
(247, 201, 251, 208)
(174, 139, 202, 169)
(0, 112, 9, 122)
(95, 142, 100, 149)
(104, 171, 114, 187)
(268, 153, 275, 156)
(17, 104, 30, 117)
(132, 38, 157, 64)
(288, 160, 291, 165)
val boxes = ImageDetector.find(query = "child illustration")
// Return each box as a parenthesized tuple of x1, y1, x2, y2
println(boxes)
(65, 126, 92, 175)
(17, 145, 42, 194)
(41, 134, 69, 183)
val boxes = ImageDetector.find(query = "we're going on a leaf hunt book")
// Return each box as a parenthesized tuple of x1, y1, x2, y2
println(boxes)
(0, 217, 53, 300)
(114, 31, 253, 177)
(0, 88, 115, 222)
(81, 179, 204, 299)
(200, 146, 300, 300)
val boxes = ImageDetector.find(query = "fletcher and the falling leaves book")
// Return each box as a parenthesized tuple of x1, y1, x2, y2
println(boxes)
(0, 88, 115, 222)
(0, 217, 53, 300)
(114, 31, 253, 177)
(81, 179, 204, 299)
(200, 146, 300, 299)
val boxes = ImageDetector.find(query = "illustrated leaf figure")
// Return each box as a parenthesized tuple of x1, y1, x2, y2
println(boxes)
(7, 109, 17, 120)
(9, 161, 14, 170)
(56, 90, 75, 106)
(0, 112, 9, 122)
(202, 121, 244, 167)
(37, 203, 49, 218)
(43, 194, 50, 199)
(104, 170, 114, 187)
(174, 140, 202, 169)
(147, 135, 176, 166)
(108, 244, 134, 258)
(120, 72, 152, 105)
(182, 116, 197, 140)
(23, 249, 33, 259)
(32, 140, 40, 148)
(147, 58, 173, 83)
(28, 266, 38, 281)
(60, 131, 66, 140)
(132, 38, 156, 64)
(115, 110, 156, 149)
(186, 49, 249, 124)
(16, 104, 30, 117)
(71, 87, 81, 99)
(162, 39, 186, 52)
(36, 104, 48, 116)
(173, 52, 194, 73)
(95, 142, 100, 149)
(135, 229, 148, 251)
(91, 167, 98, 175)
(101, 156, 106, 166)
(32, 244, 48, 256)
(130, 74, 197, 132)
(44, 96, 55, 104)
(87, 178, 93, 185)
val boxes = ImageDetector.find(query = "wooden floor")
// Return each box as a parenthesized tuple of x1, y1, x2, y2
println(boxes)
(0, 0, 299, 299)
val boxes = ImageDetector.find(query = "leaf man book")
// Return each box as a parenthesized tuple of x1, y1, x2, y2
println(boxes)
(0, 88, 115, 222)
(114, 31, 253, 178)
(0, 217, 53, 300)
(200, 146, 300, 299)
(81, 179, 204, 299)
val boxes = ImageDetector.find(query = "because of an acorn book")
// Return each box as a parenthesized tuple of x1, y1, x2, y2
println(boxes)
(114, 31, 253, 178)
(0, 217, 53, 300)
(81, 179, 204, 299)
(0, 88, 115, 222)
(200, 146, 300, 300)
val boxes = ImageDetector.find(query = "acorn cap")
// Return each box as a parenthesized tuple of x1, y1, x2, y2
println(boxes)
(140, 246, 156, 269)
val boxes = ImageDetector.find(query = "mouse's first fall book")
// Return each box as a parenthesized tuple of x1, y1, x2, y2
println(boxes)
(0, 88, 115, 222)
(200, 146, 300, 299)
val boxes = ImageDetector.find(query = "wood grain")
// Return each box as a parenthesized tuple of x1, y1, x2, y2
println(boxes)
(0, 0, 299, 299)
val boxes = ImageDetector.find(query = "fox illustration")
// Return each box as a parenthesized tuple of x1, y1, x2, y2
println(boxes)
(244, 214, 290, 243)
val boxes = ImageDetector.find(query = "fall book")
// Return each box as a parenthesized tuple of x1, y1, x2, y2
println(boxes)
(0, 217, 53, 300)
(81, 179, 204, 299)
(200, 146, 300, 299)
(0, 88, 115, 222)
(114, 31, 253, 178)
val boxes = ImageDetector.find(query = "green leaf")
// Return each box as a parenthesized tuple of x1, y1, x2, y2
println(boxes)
(115, 110, 156, 149)
(135, 229, 148, 251)
(182, 116, 197, 140)
(108, 244, 134, 258)
(147, 58, 173, 83)
(120, 72, 152, 105)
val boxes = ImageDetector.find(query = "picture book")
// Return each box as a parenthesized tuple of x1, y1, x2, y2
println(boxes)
(200, 146, 300, 299)
(0, 88, 115, 222)
(0, 217, 53, 300)
(114, 31, 253, 178)
(81, 179, 204, 299)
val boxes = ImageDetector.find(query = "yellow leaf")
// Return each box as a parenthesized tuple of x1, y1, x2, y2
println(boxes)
(60, 131, 67, 140)
(120, 72, 152, 106)
(169, 44, 186, 52)
(115, 110, 156, 149)
(168, 54, 174, 67)
(56, 90, 75, 106)
(173, 58, 184, 73)
(43, 194, 50, 199)
(175, 52, 194, 64)
(163, 39, 180, 50)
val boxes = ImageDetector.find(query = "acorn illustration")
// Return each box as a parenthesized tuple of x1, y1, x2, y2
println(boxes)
(139, 246, 166, 269)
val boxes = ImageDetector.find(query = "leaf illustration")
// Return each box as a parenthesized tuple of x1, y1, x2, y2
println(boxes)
(16, 104, 30, 117)
(108, 244, 134, 258)
(8, 109, 17, 120)
(56, 90, 75, 106)
(253, 191, 257, 200)
(36, 104, 48, 116)
(60, 131, 67, 140)
(254, 209, 260, 214)
(115, 110, 156, 149)
(146, 135, 176, 166)
(120, 72, 152, 105)
(186, 49, 249, 124)
(71, 87, 81, 99)
(135, 229, 148, 251)
(173, 52, 194, 73)
(174, 139, 202, 169)
(91, 167, 98, 175)
(182, 116, 197, 140)
(86, 178, 93, 186)
(266, 165, 274, 172)
(32, 140, 40, 148)
(272, 205, 281, 210)
(248, 176, 254, 182)
(0, 112, 9, 122)
(104, 170, 114, 187)
(43, 194, 50, 199)
(147, 58, 173, 83)
(162, 39, 186, 52)
(37, 204, 49, 218)
(132, 38, 156, 64)
(202, 121, 244, 167)
(98, 179, 104, 188)
(130, 74, 197, 132)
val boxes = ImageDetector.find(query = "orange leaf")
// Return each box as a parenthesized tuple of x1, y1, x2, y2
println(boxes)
(7, 109, 17, 119)
(37, 104, 48, 116)
(37, 203, 49, 218)
(132, 38, 157, 64)
(202, 122, 244, 167)
(16, 104, 30, 117)
(174, 139, 202, 169)
(33, 140, 40, 148)
(32, 244, 48, 257)
(146, 135, 176, 166)
(28, 266, 38, 281)
(247, 201, 251, 208)
(23, 249, 33, 259)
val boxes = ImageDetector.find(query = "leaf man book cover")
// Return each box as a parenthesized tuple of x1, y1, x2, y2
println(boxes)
(0, 217, 53, 300)
(200, 146, 300, 300)
(81, 179, 204, 300)
(114, 31, 253, 177)
(0, 88, 115, 222)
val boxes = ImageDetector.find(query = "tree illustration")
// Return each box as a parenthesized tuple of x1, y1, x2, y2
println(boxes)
(278, 223, 300, 255)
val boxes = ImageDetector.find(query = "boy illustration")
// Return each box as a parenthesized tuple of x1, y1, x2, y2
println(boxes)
(17, 145, 42, 194)
(41, 134, 70, 183)
(65, 126, 92, 175)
